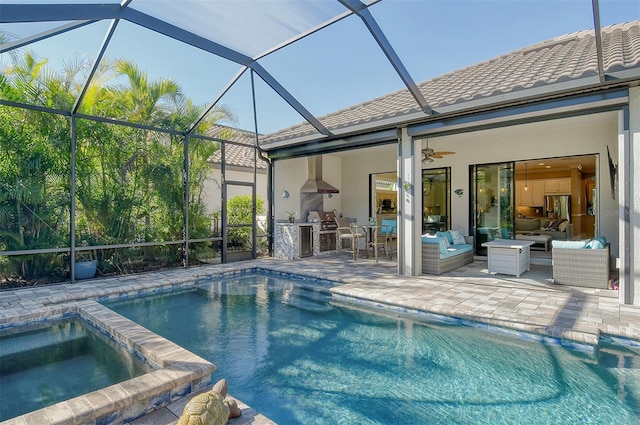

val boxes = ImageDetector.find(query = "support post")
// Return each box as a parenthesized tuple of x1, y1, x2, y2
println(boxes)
(397, 127, 421, 275)
(622, 87, 639, 305)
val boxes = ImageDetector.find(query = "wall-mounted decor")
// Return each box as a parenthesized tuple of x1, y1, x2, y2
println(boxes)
(607, 146, 617, 200)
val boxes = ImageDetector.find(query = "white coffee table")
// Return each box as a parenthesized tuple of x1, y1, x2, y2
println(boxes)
(481, 239, 535, 277)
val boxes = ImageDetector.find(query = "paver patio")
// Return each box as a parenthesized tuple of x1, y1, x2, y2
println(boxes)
(1, 255, 638, 424)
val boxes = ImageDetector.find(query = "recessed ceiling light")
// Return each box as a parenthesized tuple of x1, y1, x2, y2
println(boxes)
(546, 165, 551, 168)
(538, 162, 545, 166)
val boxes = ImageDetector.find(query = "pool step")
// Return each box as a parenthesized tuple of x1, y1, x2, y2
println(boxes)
(280, 285, 333, 313)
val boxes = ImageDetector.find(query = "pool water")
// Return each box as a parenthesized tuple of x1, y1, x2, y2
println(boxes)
(105, 272, 640, 424)
(0, 318, 151, 421)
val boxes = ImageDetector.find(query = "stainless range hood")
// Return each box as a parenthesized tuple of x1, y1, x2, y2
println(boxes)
(300, 156, 339, 194)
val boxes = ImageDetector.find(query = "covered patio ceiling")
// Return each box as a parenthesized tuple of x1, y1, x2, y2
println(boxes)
(1, 1, 638, 146)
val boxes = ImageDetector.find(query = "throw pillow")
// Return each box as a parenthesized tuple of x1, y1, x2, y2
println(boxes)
(440, 237, 450, 255)
(436, 231, 453, 244)
(450, 229, 466, 245)
(546, 219, 558, 230)
(558, 220, 569, 232)
(585, 239, 604, 249)
(551, 219, 567, 231)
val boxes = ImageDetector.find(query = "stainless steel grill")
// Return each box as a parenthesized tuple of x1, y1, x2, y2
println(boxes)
(320, 211, 338, 231)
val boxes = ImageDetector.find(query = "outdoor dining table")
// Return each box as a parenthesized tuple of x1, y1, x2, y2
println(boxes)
(361, 224, 381, 262)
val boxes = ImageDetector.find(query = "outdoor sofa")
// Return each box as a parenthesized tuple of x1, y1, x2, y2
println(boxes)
(422, 230, 473, 275)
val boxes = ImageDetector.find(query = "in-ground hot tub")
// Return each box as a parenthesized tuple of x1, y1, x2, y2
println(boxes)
(1, 316, 151, 420)
(0, 301, 215, 425)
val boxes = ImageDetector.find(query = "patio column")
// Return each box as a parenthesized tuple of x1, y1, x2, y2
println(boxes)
(397, 127, 422, 275)
(621, 87, 640, 305)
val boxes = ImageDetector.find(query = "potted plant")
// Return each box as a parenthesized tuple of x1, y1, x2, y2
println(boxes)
(287, 211, 296, 223)
(74, 239, 97, 280)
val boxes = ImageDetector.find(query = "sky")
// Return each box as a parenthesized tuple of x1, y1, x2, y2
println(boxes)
(2, 0, 639, 135)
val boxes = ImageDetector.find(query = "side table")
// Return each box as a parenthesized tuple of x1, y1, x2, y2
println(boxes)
(481, 239, 535, 277)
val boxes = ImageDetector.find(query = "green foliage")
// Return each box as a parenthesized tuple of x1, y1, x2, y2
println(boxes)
(0, 47, 246, 283)
(226, 195, 264, 250)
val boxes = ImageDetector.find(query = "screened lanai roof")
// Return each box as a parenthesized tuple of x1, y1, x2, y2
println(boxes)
(1, 1, 639, 148)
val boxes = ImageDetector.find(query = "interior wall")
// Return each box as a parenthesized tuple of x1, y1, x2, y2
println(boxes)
(423, 111, 620, 257)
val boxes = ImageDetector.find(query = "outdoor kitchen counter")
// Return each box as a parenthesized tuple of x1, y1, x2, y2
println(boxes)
(274, 222, 324, 260)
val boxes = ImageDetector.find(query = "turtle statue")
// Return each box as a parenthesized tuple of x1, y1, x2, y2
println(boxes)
(177, 379, 242, 425)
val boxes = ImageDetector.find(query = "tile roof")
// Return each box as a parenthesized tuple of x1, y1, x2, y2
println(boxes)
(260, 20, 640, 148)
(207, 125, 267, 170)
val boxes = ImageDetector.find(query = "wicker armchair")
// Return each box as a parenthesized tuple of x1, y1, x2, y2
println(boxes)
(552, 243, 610, 289)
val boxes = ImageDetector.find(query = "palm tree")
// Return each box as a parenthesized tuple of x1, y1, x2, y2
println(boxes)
(1, 46, 236, 281)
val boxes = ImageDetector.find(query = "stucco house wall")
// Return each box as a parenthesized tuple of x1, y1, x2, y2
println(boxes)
(203, 167, 268, 216)
(274, 155, 342, 221)
(274, 110, 620, 259)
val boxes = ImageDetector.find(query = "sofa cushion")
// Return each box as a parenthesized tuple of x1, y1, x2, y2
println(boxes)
(441, 243, 473, 259)
(515, 218, 540, 231)
(558, 220, 569, 232)
(422, 235, 473, 259)
(552, 240, 588, 249)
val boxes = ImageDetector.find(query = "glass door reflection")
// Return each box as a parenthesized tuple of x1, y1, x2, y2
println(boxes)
(471, 162, 515, 255)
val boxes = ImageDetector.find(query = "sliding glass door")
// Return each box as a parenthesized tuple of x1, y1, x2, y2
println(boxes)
(471, 162, 515, 255)
(422, 168, 450, 234)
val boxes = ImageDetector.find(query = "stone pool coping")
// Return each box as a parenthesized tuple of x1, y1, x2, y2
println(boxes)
(1, 300, 215, 425)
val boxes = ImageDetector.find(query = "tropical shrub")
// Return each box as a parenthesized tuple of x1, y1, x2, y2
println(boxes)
(226, 195, 265, 251)
(0, 45, 247, 285)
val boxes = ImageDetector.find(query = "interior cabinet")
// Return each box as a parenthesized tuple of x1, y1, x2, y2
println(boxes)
(557, 177, 571, 193)
(516, 176, 575, 206)
(516, 181, 531, 206)
(544, 177, 571, 194)
(530, 180, 545, 205)
(516, 179, 544, 206)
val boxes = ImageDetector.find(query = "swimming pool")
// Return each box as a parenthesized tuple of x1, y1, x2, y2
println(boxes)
(0, 317, 151, 421)
(105, 272, 640, 424)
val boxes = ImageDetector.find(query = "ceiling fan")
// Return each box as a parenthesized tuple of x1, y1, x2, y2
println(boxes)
(421, 147, 456, 163)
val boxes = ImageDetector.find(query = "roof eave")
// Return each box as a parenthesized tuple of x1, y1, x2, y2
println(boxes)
(261, 72, 638, 151)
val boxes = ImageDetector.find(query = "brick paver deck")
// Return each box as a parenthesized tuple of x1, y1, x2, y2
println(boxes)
(1, 255, 638, 424)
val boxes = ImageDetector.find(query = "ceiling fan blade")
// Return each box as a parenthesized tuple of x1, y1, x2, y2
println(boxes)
(430, 153, 444, 159)
(433, 151, 456, 156)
